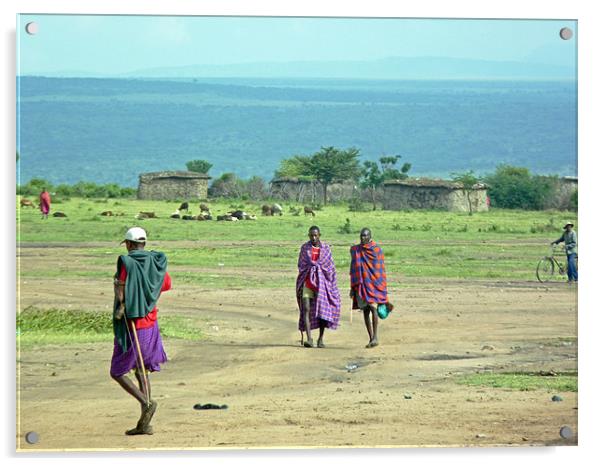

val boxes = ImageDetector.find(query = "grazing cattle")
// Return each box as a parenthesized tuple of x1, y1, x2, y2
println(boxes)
(230, 210, 246, 220)
(136, 211, 157, 219)
(261, 204, 273, 216)
(272, 203, 283, 216)
(52, 211, 67, 217)
(178, 202, 190, 212)
(304, 206, 316, 217)
(230, 210, 257, 220)
(217, 214, 238, 221)
(100, 211, 114, 216)
(20, 198, 35, 208)
(199, 203, 210, 212)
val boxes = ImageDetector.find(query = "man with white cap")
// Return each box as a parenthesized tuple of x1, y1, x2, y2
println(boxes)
(110, 227, 172, 435)
(551, 221, 578, 283)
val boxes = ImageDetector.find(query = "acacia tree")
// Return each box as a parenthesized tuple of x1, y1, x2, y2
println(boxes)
(309, 146, 361, 204)
(186, 159, 213, 174)
(451, 170, 480, 215)
(276, 147, 361, 204)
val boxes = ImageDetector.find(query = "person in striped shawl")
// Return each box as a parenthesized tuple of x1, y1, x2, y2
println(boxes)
(349, 228, 393, 348)
(295, 226, 342, 348)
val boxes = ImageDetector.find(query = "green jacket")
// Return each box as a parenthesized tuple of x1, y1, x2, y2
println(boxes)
(113, 250, 167, 352)
(554, 230, 577, 255)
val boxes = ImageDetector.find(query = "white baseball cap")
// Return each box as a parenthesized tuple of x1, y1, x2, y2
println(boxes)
(121, 227, 147, 244)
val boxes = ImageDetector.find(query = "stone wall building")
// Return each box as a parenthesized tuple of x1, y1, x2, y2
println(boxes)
(137, 171, 211, 200)
(383, 179, 489, 212)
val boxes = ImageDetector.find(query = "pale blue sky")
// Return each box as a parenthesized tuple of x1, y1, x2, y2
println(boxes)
(17, 14, 576, 76)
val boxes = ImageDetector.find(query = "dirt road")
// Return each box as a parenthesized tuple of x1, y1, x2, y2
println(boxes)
(17, 245, 578, 450)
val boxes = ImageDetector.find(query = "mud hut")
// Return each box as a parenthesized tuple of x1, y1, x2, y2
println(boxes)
(137, 171, 211, 200)
(383, 178, 489, 212)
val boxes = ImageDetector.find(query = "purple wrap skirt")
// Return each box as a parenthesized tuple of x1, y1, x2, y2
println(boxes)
(110, 321, 167, 378)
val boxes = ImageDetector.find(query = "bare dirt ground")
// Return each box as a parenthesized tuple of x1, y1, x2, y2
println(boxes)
(16, 244, 578, 451)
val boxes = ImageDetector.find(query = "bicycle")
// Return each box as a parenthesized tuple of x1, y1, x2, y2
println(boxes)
(536, 245, 576, 283)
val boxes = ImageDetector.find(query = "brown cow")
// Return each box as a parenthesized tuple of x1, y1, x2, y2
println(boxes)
(261, 204, 273, 216)
(136, 211, 157, 219)
(304, 206, 316, 217)
(20, 198, 35, 208)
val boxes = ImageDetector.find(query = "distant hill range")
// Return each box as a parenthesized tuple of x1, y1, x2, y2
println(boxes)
(29, 56, 575, 80)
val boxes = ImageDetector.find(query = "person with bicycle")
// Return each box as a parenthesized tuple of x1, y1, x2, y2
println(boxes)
(551, 221, 578, 283)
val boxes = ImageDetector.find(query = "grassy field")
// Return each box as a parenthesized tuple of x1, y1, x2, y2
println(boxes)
(16, 307, 204, 348)
(458, 371, 578, 392)
(17, 196, 576, 283)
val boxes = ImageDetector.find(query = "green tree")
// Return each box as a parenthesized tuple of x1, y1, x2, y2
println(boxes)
(186, 159, 213, 174)
(276, 147, 361, 204)
(309, 146, 361, 204)
(484, 165, 553, 210)
(17, 177, 53, 196)
(451, 170, 480, 215)
(359, 155, 411, 210)
(380, 155, 411, 180)
(274, 155, 314, 179)
(360, 161, 384, 211)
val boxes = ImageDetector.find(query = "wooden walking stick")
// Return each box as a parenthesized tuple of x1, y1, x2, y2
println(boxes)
(127, 319, 150, 407)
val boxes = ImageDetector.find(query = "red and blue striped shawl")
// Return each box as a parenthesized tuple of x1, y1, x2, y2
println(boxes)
(295, 241, 341, 330)
(350, 240, 389, 307)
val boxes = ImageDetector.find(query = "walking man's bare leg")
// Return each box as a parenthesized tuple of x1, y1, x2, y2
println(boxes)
(302, 297, 313, 347)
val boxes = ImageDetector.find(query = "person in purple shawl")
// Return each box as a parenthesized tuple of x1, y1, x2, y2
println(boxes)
(296, 226, 341, 348)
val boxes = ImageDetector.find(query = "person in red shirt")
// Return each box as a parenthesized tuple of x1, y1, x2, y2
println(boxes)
(111, 227, 171, 435)
(39, 188, 51, 219)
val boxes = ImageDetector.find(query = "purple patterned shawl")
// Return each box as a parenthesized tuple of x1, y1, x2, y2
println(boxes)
(296, 241, 341, 330)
